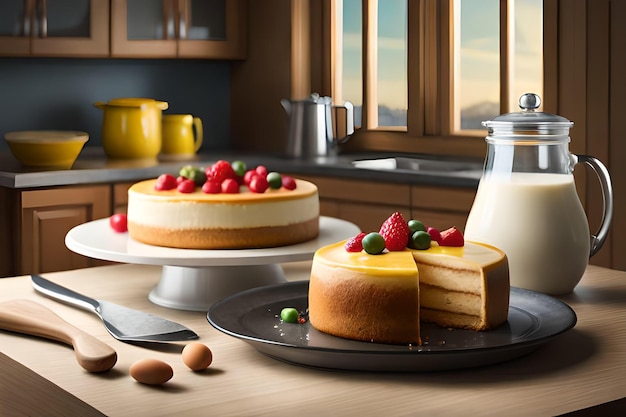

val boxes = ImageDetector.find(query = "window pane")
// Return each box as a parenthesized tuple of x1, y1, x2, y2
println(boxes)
(127, 0, 167, 40)
(0, 0, 27, 37)
(342, 0, 362, 127)
(455, 0, 543, 131)
(455, 0, 500, 130)
(377, 0, 407, 127)
(510, 0, 543, 111)
(46, 0, 91, 37)
(188, 0, 226, 41)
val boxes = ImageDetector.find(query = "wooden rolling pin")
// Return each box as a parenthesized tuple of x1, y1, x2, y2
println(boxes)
(0, 299, 117, 372)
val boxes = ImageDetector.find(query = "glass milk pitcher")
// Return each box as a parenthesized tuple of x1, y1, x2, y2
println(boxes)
(464, 93, 613, 295)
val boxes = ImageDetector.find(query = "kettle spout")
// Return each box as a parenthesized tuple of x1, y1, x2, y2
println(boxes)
(280, 99, 291, 115)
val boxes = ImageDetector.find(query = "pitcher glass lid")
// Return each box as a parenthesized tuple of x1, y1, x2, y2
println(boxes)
(482, 93, 573, 138)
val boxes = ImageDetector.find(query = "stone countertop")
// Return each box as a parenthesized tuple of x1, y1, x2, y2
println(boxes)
(0, 148, 483, 189)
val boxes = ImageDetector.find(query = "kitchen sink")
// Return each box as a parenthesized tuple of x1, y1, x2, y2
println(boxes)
(351, 156, 483, 177)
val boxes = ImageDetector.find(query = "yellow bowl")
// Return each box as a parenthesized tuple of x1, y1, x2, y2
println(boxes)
(5, 130, 89, 169)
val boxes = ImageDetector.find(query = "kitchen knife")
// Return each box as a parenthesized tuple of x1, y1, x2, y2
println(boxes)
(31, 274, 199, 343)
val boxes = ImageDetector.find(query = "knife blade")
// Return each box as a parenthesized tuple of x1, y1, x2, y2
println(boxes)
(31, 274, 199, 343)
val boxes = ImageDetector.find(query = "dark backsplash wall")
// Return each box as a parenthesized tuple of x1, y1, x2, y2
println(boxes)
(0, 57, 231, 152)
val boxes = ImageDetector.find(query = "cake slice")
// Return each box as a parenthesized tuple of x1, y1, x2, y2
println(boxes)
(308, 240, 509, 345)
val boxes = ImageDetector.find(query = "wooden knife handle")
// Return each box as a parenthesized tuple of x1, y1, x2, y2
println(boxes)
(0, 299, 117, 372)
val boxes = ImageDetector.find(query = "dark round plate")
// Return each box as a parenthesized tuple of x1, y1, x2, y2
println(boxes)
(207, 281, 576, 372)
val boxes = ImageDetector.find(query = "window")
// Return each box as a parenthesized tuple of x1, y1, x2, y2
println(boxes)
(328, 0, 546, 155)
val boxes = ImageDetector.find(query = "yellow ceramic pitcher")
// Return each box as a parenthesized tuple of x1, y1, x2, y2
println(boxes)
(94, 98, 168, 159)
(161, 114, 203, 158)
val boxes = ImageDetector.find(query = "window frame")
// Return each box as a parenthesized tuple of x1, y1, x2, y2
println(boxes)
(321, 0, 558, 159)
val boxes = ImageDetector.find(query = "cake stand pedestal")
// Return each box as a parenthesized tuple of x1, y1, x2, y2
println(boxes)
(65, 217, 360, 311)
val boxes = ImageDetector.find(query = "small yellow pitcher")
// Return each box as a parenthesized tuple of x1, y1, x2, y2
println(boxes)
(161, 114, 203, 158)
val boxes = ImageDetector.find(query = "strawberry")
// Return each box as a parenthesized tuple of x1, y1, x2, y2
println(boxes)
(206, 160, 236, 183)
(282, 175, 297, 190)
(439, 226, 464, 247)
(202, 180, 221, 194)
(249, 175, 269, 193)
(177, 179, 196, 193)
(344, 232, 367, 252)
(243, 169, 259, 186)
(427, 226, 442, 244)
(154, 173, 177, 191)
(221, 178, 240, 194)
(379, 212, 410, 251)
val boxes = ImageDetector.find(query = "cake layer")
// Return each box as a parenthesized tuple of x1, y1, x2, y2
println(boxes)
(127, 179, 319, 230)
(413, 243, 510, 331)
(128, 218, 319, 249)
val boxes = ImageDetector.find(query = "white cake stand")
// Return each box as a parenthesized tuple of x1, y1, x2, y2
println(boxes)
(65, 217, 360, 311)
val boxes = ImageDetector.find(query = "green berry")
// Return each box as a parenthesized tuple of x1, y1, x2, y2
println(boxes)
(231, 160, 247, 176)
(179, 165, 206, 186)
(362, 232, 386, 255)
(408, 219, 426, 234)
(280, 307, 299, 323)
(410, 230, 431, 250)
(267, 172, 282, 189)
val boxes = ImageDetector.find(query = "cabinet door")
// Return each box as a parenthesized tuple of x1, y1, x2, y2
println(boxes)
(111, 0, 245, 59)
(20, 185, 111, 275)
(31, 0, 110, 57)
(0, 0, 109, 57)
(177, 0, 246, 59)
(113, 182, 134, 214)
(111, 0, 177, 57)
(0, 0, 34, 56)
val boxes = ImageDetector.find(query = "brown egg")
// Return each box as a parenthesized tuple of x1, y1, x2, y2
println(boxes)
(182, 342, 213, 371)
(129, 359, 173, 385)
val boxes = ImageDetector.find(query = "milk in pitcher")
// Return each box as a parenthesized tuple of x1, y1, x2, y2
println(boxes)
(464, 172, 590, 294)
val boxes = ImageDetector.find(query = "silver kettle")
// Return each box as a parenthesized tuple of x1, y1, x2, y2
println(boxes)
(281, 93, 354, 158)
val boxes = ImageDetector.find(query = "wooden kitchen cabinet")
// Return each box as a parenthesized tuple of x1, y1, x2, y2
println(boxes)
(410, 185, 477, 233)
(0, 179, 154, 278)
(0, 0, 109, 57)
(295, 175, 474, 234)
(112, 182, 134, 214)
(16, 185, 112, 276)
(111, 0, 246, 59)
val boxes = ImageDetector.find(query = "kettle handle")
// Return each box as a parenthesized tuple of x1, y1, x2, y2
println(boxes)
(575, 154, 614, 257)
(332, 101, 355, 143)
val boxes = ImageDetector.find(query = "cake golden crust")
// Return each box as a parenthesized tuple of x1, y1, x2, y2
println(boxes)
(128, 218, 319, 249)
(309, 260, 420, 345)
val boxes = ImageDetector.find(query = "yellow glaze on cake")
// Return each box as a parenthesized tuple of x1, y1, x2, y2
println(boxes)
(127, 178, 319, 249)
(308, 240, 509, 345)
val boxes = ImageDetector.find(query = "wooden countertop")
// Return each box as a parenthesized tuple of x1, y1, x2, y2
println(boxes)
(1, 263, 626, 416)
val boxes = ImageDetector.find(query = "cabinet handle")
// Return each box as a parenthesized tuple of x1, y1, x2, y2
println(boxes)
(163, 0, 175, 40)
(22, 0, 35, 37)
(36, 0, 47, 38)
(177, 0, 188, 40)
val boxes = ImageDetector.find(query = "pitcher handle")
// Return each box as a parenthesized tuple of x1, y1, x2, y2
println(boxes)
(192, 117, 203, 153)
(575, 154, 613, 257)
